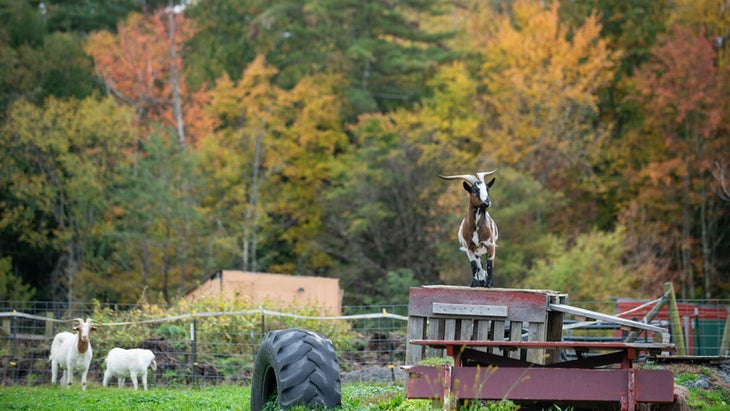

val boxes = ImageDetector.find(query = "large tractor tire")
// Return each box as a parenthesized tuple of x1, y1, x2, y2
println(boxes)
(250, 328, 341, 410)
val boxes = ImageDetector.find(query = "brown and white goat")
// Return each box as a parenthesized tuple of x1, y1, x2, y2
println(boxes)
(50, 318, 96, 390)
(440, 170, 498, 287)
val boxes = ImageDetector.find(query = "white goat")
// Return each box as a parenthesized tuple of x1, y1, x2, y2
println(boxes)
(103, 348, 157, 390)
(49, 318, 96, 390)
(440, 170, 499, 287)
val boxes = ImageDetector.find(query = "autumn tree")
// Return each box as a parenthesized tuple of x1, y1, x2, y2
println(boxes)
(262, 73, 349, 274)
(202, 55, 287, 272)
(631, 26, 730, 299)
(85, 8, 214, 148)
(477, 1, 618, 200)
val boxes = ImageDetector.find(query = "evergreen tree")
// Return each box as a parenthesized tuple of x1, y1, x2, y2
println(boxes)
(186, 0, 456, 116)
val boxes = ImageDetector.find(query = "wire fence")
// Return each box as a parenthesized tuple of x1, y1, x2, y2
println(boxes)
(0, 301, 410, 388)
(0, 298, 727, 388)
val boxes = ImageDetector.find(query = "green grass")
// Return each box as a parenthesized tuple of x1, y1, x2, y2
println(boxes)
(6, 380, 727, 411)
(0, 385, 250, 411)
(0, 383, 520, 411)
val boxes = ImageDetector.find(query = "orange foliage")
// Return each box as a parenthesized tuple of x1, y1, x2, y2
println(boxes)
(85, 9, 216, 146)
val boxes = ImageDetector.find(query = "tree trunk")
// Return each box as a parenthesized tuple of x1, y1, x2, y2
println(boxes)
(168, 1, 185, 149)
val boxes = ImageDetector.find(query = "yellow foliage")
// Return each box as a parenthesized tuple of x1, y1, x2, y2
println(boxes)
(477, 0, 619, 183)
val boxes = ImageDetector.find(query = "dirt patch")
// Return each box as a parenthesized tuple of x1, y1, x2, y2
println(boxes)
(659, 359, 730, 392)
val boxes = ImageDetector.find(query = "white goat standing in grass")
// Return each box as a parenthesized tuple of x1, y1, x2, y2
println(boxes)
(103, 348, 158, 390)
(440, 170, 499, 288)
(49, 318, 96, 390)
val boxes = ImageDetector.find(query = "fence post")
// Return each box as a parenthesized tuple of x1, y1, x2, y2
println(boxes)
(664, 282, 687, 355)
(45, 311, 54, 337)
(720, 307, 730, 356)
(190, 316, 197, 386)
(11, 310, 18, 380)
(260, 309, 265, 338)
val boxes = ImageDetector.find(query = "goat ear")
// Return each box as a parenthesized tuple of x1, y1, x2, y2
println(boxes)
(486, 177, 495, 188)
(463, 182, 471, 192)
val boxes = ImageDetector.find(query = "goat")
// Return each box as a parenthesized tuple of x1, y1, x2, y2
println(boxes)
(49, 318, 96, 390)
(103, 348, 157, 390)
(440, 170, 499, 287)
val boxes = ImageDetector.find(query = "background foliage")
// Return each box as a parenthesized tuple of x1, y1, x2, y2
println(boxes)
(0, 0, 728, 307)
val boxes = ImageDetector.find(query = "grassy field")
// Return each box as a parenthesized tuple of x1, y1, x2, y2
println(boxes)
(1, 366, 728, 411)
(0, 383, 435, 411)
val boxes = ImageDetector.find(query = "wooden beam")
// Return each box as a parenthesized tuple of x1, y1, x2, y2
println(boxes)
(432, 303, 508, 318)
(549, 304, 667, 334)
(664, 282, 687, 355)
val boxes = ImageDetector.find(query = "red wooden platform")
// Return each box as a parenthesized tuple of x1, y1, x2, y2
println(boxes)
(405, 286, 677, 411)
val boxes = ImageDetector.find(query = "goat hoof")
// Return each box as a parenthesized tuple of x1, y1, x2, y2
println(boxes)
(470, 279, 479, 287)
(485, 278, 494, 288)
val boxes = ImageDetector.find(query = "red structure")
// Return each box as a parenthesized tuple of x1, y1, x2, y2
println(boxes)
(405, 286, 676, 411)
(617, 299, 728, 355)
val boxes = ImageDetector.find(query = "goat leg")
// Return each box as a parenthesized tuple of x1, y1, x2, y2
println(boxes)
(485, 259, 494, 288)
(470, 260, 481, 287)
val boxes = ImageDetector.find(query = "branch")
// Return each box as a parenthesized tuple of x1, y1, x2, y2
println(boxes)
(713, 160, 730, 201)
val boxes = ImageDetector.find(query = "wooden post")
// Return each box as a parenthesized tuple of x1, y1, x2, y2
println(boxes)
(719, 307, 730, 356)
(45, 311, 55, 337)
(664, 282, 687, 355)
(624, 291, 669, 343)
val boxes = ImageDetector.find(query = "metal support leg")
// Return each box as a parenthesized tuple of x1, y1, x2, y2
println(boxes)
(442, 365, 453, 411)
(627, 368, 636, 411)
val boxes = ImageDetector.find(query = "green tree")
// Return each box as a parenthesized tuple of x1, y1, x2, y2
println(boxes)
(186, 0, 456, 117)
(0, 96, 137, 303)
(321, 90, 474, 304)
(0, 28, 97, 112)
(106, 131, 202, 304)
(44, 0, 168, 33)
(524, 227, 643, 305)
(0, 257, 35, 302)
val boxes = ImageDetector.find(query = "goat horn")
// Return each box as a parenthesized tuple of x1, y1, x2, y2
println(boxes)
(439, 174, 479, 184)
(476, 169, 497, 182)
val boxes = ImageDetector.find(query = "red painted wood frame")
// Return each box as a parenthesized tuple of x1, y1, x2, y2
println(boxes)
(406, 340, 676, 411)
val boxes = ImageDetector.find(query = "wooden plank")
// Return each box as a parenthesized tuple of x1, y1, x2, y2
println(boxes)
(549, 303, 667, 334)
(492, 321, 506, 356)
(545, 309, 564, 364)
(409, 287, 553, 323)
(406, 316, 427, 365)
(432, 303, 508, 318)
(408, 339, 676, 351)
(509, 321, 523, 359)
(444, 318, 457, 341)
(526, 322, 546, 364)
(459, 319, 473, 341)
(473, 320, 491, 353)
(426, 318, 445, 358)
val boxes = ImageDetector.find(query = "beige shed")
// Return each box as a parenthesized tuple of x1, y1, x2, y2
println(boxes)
(185, 270, 343, 314)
